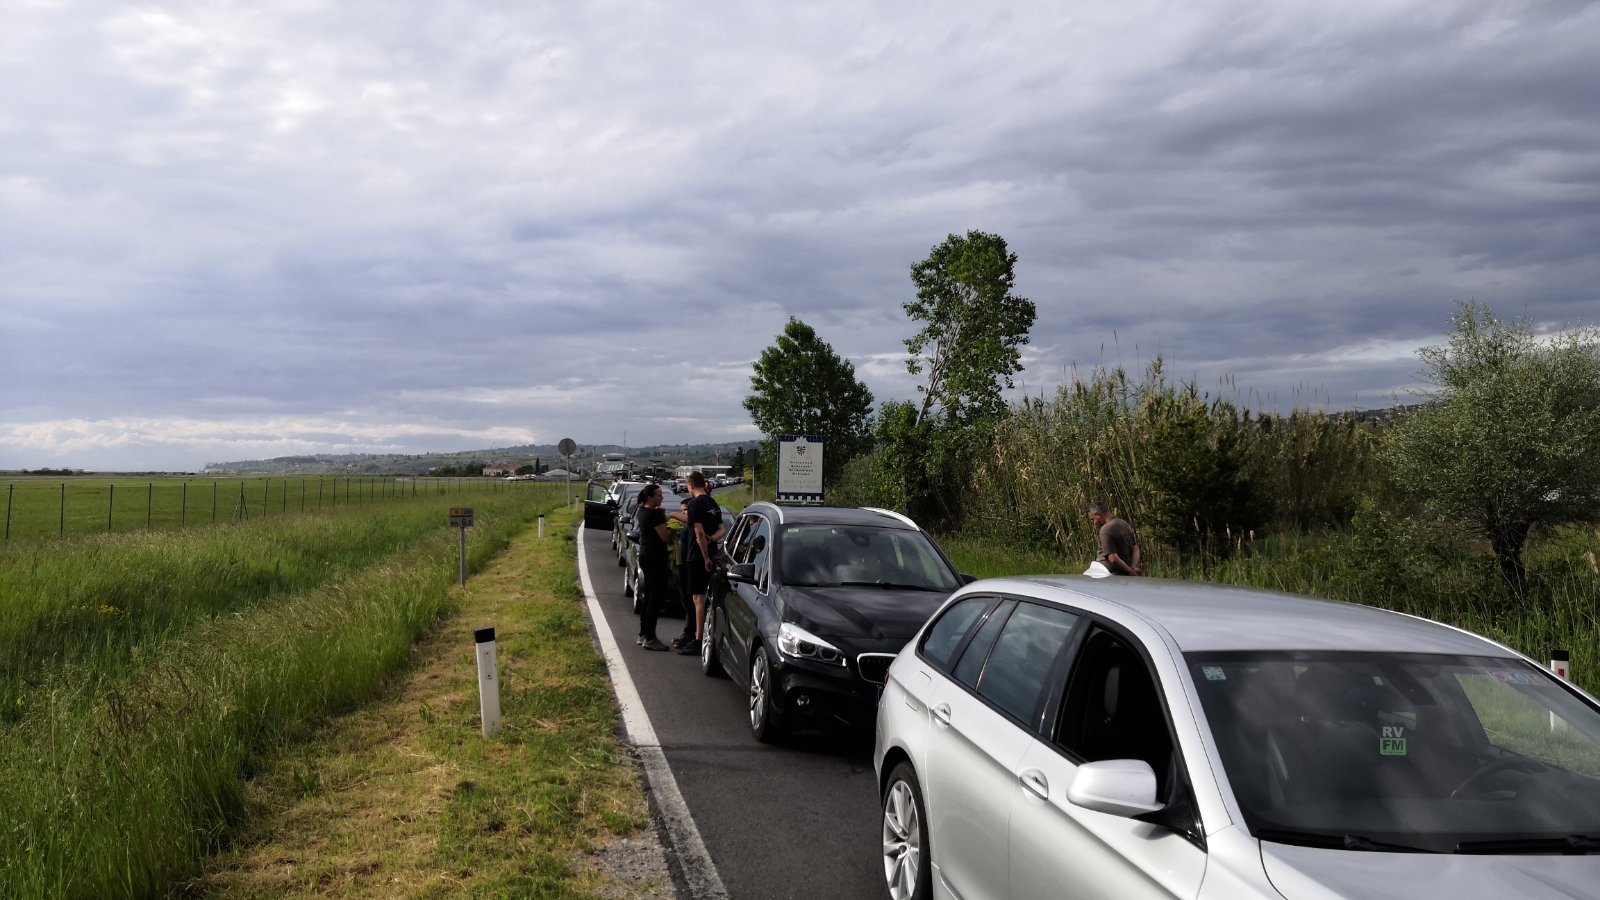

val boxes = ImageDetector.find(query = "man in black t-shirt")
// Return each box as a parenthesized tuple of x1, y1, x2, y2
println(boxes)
(634, 484, 673, 650)
(673, 471, 723, 655)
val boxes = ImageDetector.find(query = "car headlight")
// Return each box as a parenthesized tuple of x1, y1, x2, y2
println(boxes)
(777, 622, 847, 667)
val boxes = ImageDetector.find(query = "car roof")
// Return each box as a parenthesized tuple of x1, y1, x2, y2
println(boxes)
(966, 575, 1512, 656)
(744, 502, 922, 531)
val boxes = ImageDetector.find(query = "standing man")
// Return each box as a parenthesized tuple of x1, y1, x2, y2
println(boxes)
(1088, 501, 1143, 576)
(634, 484, 672, 651)
(675, 471, 724, 655)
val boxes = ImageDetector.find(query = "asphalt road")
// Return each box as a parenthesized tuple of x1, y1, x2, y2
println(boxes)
(579, 516, 884, 900)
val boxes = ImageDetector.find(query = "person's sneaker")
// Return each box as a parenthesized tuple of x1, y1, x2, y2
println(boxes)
(641, 638, 670, 651)
(636, 636, 646, 646)
(670, 635, 688, 650)
(675, 639, 701, 656)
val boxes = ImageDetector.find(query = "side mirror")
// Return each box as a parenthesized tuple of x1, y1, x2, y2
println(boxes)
(727, 562, 757, 584)
(1066, 759, 1163, 818)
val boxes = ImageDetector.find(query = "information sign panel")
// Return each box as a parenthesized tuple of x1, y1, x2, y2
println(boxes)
(450, 506, 475, 527)
(776, 434, 824, 504)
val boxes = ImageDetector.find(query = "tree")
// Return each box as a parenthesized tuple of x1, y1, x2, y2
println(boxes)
(730, 447, 746, 473)
(905, 230, 1037, 426)
(1387, 302, 1600, 595)
(744, 317, 875, 477)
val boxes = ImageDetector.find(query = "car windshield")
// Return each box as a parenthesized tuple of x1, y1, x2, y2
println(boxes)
(1188, 651, 1600, 853)
(776, 524, 960, 591)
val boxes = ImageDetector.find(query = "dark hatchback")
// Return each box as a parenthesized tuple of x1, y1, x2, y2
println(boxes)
(700, 502, 969, 743)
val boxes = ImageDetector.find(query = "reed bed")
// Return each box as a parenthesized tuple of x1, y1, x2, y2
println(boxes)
(0, 485, 563, 898)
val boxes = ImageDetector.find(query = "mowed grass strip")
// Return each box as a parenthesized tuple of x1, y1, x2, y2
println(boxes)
(187, 506, 670, 899)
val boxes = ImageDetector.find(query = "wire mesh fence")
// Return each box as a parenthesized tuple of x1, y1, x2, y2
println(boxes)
(2, 476, 549, 542)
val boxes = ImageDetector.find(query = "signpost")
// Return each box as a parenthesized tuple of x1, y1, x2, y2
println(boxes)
(776, 434, 825, 505)
(450, 506, 474, 586)
(558, 437, 577, 507)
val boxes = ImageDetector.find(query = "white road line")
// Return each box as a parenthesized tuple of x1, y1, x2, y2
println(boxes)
(577, 525, 729, 900)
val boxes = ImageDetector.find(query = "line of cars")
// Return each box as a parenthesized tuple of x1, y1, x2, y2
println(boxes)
(583, 483, 1600, 898)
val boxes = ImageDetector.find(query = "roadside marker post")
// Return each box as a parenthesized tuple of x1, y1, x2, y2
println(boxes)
(1552, 649, 1571, 732)
(450, 507, 474, 586)
(538, 515, 545, 539)
(475, 626, 502, 739)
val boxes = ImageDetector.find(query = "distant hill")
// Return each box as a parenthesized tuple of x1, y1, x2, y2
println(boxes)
(202, 441, 756, 475)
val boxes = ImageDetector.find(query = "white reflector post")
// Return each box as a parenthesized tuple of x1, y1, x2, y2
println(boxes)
(1552, 648, 1571, 733)
(475, 626, 502, 738)
(538, 515, 545, 539)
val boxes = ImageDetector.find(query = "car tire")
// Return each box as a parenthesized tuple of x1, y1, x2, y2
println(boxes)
(749, 644, 785, 744)
(625, 566, 637, 604)
(700, 604, 726, 679)
(882, 763, 932, 900)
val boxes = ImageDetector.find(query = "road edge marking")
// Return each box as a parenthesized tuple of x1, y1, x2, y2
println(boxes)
(577, 525, 729, 900)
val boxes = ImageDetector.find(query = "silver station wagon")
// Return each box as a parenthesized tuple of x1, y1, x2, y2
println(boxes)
(874, 576, 1600, 900)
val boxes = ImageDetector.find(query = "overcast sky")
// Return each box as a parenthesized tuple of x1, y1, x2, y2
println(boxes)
(3, 0, 1598, 471)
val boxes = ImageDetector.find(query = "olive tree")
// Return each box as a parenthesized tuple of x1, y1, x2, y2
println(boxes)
(1387, 302, 1600, 595)
(743, 317, 875, 477)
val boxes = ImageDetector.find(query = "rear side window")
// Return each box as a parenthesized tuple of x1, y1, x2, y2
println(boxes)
(953, 600, 1016, 688)
(976, 603, 1081, 724)
(919, 597, 994, 672)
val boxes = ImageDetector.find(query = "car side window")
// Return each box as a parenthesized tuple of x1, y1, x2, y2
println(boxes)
(587, 482, 608, 502)
(974, 603, 1082, 726)
(746, 517, 773, 592)
(1057, 629, 1177, 798)
(918, 597, 995, 673)
(723, 515, 752, 562)
(952, 600, 1016, 689)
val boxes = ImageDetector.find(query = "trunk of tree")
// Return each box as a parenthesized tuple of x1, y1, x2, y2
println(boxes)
(1488, 520, 1531, 599)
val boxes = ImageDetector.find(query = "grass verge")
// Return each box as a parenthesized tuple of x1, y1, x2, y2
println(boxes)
(185, 504, 670, 898)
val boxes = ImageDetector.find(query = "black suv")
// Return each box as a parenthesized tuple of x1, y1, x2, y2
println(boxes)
(700, 502, 970, 742)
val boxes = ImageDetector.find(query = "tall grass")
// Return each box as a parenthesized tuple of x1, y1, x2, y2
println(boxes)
(837, 362, 1600, 693)
(0, 485, 564, 898)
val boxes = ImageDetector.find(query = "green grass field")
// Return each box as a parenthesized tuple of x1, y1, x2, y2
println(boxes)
(1, 474, 542, 542)
(0, 483, 568, 898)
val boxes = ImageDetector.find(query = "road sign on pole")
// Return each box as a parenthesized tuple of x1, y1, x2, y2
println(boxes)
(776, 434, 825, 505)
(450, 507, 474, 586)
(559, 437, 577, 506)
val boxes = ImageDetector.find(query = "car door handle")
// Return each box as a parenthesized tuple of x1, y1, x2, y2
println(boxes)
(1019, 769, 1049, 801)
(931, 703, 952, 727)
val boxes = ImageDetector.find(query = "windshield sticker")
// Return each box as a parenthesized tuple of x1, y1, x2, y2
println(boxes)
(1380, 725, 1408, 756)
(1202, 666, 1227, 681)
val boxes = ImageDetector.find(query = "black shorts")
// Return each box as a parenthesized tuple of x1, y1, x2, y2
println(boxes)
(686, 558, 711, 596)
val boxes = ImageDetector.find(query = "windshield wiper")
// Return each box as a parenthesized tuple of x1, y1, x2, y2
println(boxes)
(836, 581, 943, 591)
(1255, 828, 1440, 854)
(1455, 835, 1600, 855)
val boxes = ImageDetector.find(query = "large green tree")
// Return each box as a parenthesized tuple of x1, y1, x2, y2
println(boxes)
(905, 230, 1038, 426)
(744, 317, 875, 477)
(1387, 302, 1600, 595)
(878, 230, 1036, 526)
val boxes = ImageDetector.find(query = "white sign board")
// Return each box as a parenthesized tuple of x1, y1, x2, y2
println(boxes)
(776, 434, 824, 504)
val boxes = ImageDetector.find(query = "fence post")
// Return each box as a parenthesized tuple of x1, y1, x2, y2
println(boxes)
(262, 478, 269, 518)
(108, 483, 114, 532)
(4, 483, 11, 541)
(146, 482, 152, 530)
(301, 479, 306, 512)
(318, 477, 323, 509)
(182, 481, 188, 527)
(59, 483, 64, 536)
(212, 482, 217, 522)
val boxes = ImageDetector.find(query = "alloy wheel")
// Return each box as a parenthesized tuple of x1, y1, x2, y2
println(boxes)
(882, 778, 924, 900)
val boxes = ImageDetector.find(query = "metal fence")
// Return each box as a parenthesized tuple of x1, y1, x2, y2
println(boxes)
(2, 476, 542, 542)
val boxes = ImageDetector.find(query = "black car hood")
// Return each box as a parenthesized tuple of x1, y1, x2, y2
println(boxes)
(780, 585, 952, 642)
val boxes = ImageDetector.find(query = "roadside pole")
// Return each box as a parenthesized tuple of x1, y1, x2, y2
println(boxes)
(450, 506, 474, 586)
(475, 627, 502, 738)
